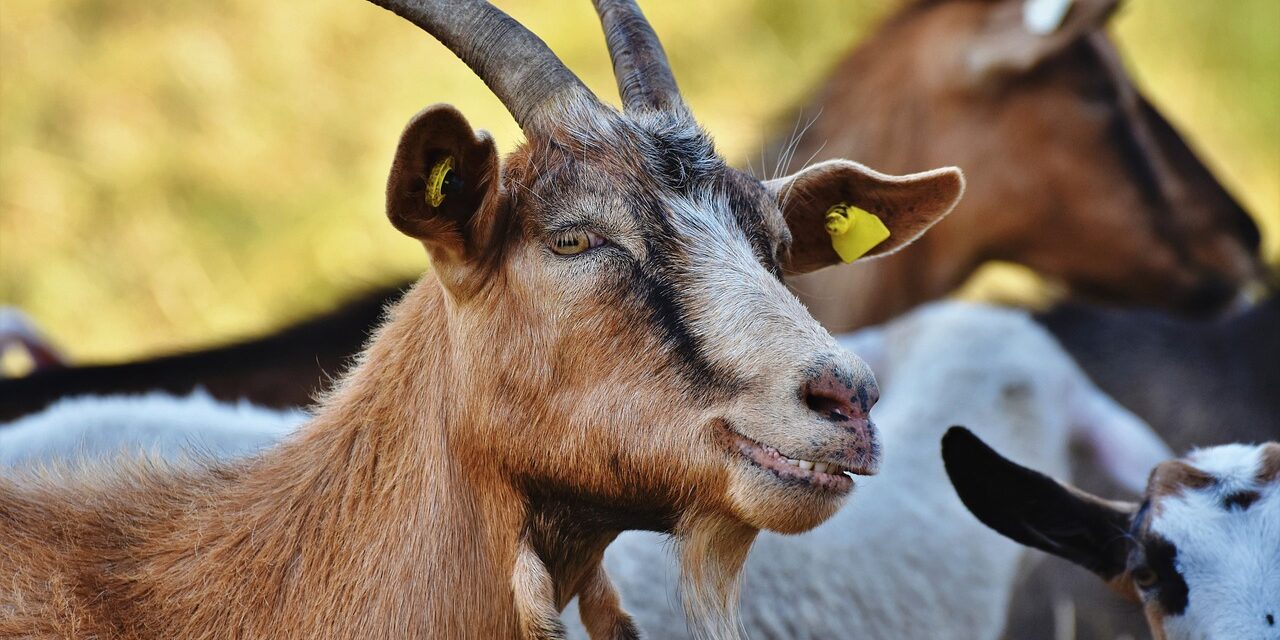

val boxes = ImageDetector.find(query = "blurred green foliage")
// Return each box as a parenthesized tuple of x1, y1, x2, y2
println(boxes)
(1, 0, 1276, 362)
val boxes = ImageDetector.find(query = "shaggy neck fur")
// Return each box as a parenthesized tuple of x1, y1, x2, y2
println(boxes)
(0, 279, 624, 639)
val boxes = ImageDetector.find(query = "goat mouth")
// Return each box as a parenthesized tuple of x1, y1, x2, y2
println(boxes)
(722, 428, 866, 494)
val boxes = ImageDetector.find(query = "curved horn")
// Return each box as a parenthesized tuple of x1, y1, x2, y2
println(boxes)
(592, 0, 684, 113)
(368, 0, 599, 130)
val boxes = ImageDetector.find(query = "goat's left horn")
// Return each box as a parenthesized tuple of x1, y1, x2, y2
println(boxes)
(592, 0, 685, 114)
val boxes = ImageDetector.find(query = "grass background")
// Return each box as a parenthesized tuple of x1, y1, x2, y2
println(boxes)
(1, 0, 1277, 363)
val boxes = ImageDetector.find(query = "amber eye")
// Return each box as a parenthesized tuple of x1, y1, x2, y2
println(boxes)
(1132, 566, 1159, 590)
(550, 230, 605, 256)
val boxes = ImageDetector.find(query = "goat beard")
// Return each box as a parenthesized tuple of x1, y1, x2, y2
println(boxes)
(676, 512, 758, 640)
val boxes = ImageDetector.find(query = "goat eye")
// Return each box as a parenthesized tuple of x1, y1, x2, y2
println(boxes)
(550, 230, 605, 256)
(1132, 566, 1159, 590)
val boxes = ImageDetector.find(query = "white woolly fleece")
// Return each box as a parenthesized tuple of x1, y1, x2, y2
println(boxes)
(0, 390, 305, 468)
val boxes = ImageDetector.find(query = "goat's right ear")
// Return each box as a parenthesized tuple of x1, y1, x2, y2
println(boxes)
(766, 161, 964, 274)
(941, 427, 1135, 581)
(386, 104, 501, 265)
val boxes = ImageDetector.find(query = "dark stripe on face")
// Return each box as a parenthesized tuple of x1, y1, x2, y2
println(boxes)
(1143, 534, 1190, 616)
(723, 170, 783, 280)
(1222, 490, 1261, 511)
(625, 193, 744, 397)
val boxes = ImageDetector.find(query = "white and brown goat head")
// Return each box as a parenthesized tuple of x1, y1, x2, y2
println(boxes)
(944, 428, 1280, 640)
(373, 0, 963, 546)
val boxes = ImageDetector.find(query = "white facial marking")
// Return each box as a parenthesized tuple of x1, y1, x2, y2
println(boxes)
(1148, 444, 1280, 640)
(665, 192, 837, 382)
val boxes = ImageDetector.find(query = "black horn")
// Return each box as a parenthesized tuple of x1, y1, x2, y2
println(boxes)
(593, 0, 684, 113)
(368, 0, 600, 130)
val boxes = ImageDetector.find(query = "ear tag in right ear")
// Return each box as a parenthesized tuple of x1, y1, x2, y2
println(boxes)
(426, 156, 455, 208)
(825, 203, 890, 263)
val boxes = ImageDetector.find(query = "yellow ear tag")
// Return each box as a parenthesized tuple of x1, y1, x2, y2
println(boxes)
(426, 156, 455, 208)
(824, 203, 890, 263)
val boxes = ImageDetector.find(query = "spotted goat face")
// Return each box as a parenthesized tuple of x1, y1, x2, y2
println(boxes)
(374, 0, 964, 544)
(943, 430, 1280, 640)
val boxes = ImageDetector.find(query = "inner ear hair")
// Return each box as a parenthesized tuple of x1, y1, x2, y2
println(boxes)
(770, 160, 964, 274)
(941, 426, 1135, 580)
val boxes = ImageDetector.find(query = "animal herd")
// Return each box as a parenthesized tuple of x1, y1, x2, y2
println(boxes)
(1, 1, 1275, 639)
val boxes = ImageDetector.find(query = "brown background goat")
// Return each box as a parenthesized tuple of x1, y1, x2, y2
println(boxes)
(0, 1, 963, 638)
(783, 0, 1263, 330)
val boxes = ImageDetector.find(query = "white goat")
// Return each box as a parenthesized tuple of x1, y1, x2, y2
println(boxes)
(565, 301, 1172, 639)
(0, 390, 303, 467)
(946, 429, 1280, 640)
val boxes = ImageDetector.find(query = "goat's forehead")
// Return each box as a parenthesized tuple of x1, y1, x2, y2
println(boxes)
(519, 121, 779, 241)
(1146, 444, 1280, 540)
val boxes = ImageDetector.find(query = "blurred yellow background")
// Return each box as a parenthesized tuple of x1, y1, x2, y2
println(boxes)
(1, 0, 1277, 362)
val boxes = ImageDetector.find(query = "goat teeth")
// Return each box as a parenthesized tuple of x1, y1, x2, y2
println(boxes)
(814, 462, 830, 474)
(798, 460, 814, 471)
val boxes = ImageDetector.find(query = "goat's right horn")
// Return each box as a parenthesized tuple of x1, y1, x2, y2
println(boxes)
(593, 0, 685, 114)
(368, 0, 601, 131)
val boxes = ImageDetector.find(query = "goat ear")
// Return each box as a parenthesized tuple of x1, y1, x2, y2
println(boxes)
(767, 160, 964, 274)
(385, 104, 501, 265)
(968, 0, 1120, 80)
(941, 426, 1136, 581)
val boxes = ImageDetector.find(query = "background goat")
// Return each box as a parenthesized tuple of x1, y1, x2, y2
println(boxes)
(0, 390, 300, 467)
(946, 428, 1280, 640)
(784, 0, 1263, 330)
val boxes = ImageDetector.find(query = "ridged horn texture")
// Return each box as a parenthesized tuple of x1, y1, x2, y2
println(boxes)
(592, 0, 685, 113)
(367, 0, 599, 130)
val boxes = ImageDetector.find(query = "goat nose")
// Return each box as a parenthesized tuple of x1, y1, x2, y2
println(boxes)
(802, 364, 878, 423)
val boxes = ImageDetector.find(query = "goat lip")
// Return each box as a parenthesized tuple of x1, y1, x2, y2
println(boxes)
(720, 427, 855, 495)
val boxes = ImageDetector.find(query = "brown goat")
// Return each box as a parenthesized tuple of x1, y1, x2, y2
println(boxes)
(783, 0, 1263, 330)
(0, 1, 964, 638)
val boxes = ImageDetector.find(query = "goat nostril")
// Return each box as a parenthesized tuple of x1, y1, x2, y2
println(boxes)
(1266, 613, 1275, 626)
(805, 391, 849, 421)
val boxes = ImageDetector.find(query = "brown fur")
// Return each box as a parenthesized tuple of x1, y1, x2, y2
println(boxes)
(781, 0, 1262, 330)
(1147, 460, 1216, 500)
(1256, 442, 1280, 485)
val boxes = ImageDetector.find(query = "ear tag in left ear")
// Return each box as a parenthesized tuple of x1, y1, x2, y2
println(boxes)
(425, 156, 456, 208)
(825, 203, 890, 263)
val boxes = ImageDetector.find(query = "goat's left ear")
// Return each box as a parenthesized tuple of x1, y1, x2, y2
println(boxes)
(767, 160, 964, 274)
(941, 427, 1136, 581)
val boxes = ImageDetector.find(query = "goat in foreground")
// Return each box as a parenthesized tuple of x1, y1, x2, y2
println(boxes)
(0, 0, 964, 637)
(564, 302, 1171, 638)
(945, 428, 1280, 640)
